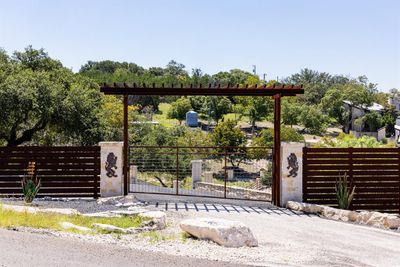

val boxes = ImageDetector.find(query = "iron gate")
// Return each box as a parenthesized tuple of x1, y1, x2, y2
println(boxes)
(128, 146, 272, 201)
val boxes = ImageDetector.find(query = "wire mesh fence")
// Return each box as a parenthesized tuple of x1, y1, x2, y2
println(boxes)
(129, 146, 272, 201)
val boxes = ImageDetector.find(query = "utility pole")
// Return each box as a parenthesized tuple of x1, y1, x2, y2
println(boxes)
(263, 73, 267, 81)
(252, 65, 257, 75)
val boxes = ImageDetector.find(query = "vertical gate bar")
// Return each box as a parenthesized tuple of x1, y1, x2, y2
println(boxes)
(176, 146, 179, 195)
(273, 94, 281, 206)
(224, 147, 227, 198)
(123, 95, 129, 195)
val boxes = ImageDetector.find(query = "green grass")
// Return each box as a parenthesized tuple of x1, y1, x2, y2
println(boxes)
(138, 231, 175, 243)
(153, 103, 180, 127)
(213, 178, 254, 188)
(0, 206, 144, 234)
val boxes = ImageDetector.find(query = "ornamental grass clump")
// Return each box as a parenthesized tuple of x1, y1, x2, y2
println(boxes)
(335, 172, 356, 210)
(21, 161, 41, 204)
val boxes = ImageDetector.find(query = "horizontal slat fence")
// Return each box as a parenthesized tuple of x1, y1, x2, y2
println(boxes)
(303, 147, 400, 213)
(0, 146, 100, 198)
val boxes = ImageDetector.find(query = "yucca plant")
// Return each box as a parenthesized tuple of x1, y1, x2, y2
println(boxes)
(21, 161, 41, 204)
(335, 172, 356, 210)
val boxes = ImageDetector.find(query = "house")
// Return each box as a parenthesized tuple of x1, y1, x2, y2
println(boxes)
(343, 100, 386, 141)
(388, 97, 400, 112)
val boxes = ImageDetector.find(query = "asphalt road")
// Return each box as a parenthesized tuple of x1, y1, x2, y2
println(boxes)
(0, 229, 244, 267)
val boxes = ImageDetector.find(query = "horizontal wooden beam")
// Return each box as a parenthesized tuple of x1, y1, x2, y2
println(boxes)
(100, 83, 304, 96)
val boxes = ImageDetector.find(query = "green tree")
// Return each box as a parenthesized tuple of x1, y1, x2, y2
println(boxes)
(382, 106, 397, 136)
(299, 106, 327, 135)
(245, 97, 272, 134)
(252, 126, 304, 148)
(211, 120, 246, 147)
(0, 47, 103, 146)
(167, 97, 192, 124)
(363, 112, 384, 132)
(282, 100, 301, 127)
(211, 120, 247, 167)
(204, 96, 231, 124)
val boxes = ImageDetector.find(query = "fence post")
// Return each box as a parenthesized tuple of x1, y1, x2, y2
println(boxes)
(176, 146, 179, 195)
(224, 147, 227, 198)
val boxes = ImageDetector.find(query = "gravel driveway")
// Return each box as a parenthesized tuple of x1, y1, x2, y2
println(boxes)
(2, 194, 400, 267)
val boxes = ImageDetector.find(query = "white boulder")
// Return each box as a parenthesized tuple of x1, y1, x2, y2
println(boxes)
(1, 204, 80, 216)
(179, 218, 258, 247)
(93, 223, 128, 233)
(139, 211, 167, 230)
(383, 215, 400, 229)
(41, 208, 80, 216)
(82, 211, 121, 218)
(60, 222, 91, 232)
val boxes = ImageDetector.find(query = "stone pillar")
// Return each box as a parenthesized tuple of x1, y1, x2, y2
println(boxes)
(130, 165, 138, 184)
(203, 171, 213, 183)
(280, 142, 304, 206)
(227, 169, 234, 180)
(191, 160, 202, 188)
(99, 142, 123, 197)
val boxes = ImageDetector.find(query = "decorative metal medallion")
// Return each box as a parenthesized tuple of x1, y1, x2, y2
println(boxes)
(105, 152, 118, 178)
(287, 153, 299, 177)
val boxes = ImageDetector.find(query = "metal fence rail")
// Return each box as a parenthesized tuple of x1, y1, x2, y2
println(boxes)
(0, 146, 100, 198)
(129, 146, 272, 201)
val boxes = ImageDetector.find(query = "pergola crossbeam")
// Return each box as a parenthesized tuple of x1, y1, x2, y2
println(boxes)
(100, 83, 303, 96)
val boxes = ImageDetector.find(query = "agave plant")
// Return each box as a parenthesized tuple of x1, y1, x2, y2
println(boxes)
(335, 172, 356, 210)
(21, 161, 41, 204)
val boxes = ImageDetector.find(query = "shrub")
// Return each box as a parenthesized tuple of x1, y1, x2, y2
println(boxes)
(21, 161, 41, 204)
(253, 126, 304, 148)
(335, 173, 356, 210)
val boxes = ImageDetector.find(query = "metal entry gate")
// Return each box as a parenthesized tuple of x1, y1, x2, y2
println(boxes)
(128, 146, 272, 201)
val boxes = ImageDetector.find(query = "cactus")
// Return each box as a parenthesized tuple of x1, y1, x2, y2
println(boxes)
(335, 172, 356, 210)
(21, 161, 41, 204)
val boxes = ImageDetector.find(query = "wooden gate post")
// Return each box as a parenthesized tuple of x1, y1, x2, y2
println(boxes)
(273, 94, 282, 206)
(123, 95, 129, 195)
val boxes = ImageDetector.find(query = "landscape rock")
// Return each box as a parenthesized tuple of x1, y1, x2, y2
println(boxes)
(1, 204, 80, 216)
(60, 222, 91, 232)
(110, 209, 147, 216)
(286, 201, 324, 214)
(383, 215, 400, 229)
(41, 208, 80, 216)
(179, 218, 258, 247)
(1, 204, 39, 214)
(96, 195, 140, 206)
(127, 206, 149, 213)
(286, 201, 400, 230)
(139, 211, 167, 230)
(82, 211, 121, 218)
(93, 223, 128, 233)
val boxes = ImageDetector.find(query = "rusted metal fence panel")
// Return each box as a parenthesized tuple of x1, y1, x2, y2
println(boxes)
(0, 146, 100, 198)
(303, 147, 400, 213)
(129, 146, 272, 201)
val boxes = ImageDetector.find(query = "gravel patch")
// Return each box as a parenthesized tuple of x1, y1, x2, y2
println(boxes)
(0, 197, 145, 214)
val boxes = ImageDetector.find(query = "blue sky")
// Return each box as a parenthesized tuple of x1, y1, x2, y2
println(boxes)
(0, 0, 399, 91)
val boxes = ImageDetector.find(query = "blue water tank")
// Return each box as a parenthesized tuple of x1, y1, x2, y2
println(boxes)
(186, 111, 198, 127)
